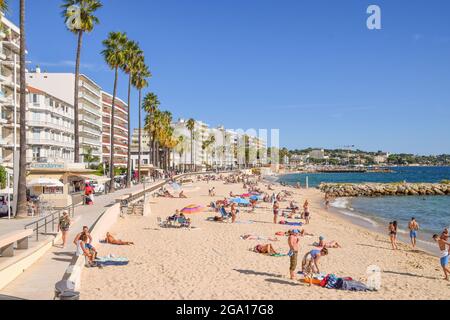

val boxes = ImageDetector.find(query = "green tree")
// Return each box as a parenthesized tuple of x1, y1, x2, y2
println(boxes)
(102, 31, 128, 191)
(62, 0, 102, 163)
(121, 39, 143, 187)
(132, 60, 151, 181)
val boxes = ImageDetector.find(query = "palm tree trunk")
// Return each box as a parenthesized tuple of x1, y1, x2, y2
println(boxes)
(108, 67, 119, 192)
(126, 74, 132, 188)
(74, 30, 83, 163)
(16, 0, 27, 217)
(190, 133, 194, 172)
(138, 89, 142, 183)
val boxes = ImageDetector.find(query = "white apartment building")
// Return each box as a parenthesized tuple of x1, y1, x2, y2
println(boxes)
(26, 71, 103, 163)
(130, 128, 151, 170)
(171, 119, 268, 169)
(27, 86, 74, 163)
(101, 92, 129, 168)
(0, 15, 22, 165)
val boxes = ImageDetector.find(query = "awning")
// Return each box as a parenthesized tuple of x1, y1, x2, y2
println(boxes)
(78, 175, 110, 184)
(27, 174, 63, 181)
(28, 178, 64, 187)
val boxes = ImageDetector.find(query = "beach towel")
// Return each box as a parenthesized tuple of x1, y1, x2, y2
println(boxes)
(95, 255, 129, 266)
(270, 253, 287, 257)
(341, 280, 370, 292)
(235, 220, 255, 224)
(279, 222, 303, 226)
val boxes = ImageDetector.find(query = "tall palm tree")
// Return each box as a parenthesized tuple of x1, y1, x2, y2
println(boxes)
(142, 92, 160, 166)
(121, 40, 143, 187)
(186, 118, 195, 172)
(16, 0, 27, 217)
(62, 0, 102, 163)
(0, 0, 8, 12)
(131, 61, 150, 182)
(101, 31, 128, 192)
(176, 135, 186, 172)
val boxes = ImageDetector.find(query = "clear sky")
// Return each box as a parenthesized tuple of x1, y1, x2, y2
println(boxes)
(6, 0, 450, 155)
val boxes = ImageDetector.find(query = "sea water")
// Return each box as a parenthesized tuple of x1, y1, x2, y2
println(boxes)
(278, 167, 450, 248)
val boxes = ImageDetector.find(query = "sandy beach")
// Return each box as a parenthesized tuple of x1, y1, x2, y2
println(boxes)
(81, 176, 450, 300)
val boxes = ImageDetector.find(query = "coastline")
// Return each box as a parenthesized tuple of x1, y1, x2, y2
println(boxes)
(80, 175, 449, 300)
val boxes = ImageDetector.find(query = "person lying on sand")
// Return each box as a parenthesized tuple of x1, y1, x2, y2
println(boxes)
(281, 229, 314, 237)
(163, 190, 175, 198)
(241, 234, 278, 241)
(254, 244, 278, 255)
(105, 232, 134, 246)
(315, 236, 342, 248)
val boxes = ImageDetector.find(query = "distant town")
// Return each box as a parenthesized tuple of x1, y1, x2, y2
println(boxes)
(280, 148, 450, 168)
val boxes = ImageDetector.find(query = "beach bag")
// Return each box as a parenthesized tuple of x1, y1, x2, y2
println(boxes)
(319, 275, 330, 287)
(325, 274, 339, 289)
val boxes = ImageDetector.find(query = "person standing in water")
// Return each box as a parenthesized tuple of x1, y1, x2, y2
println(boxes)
(408, 218, 420, 249)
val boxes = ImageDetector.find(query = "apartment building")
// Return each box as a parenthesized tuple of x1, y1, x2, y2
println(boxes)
(26, 71, 103, 163)
(101, 92, 129, 168)
(0, 15, 21, 165)
(130, 128, 151, 170)
(27, 86, 75, 163)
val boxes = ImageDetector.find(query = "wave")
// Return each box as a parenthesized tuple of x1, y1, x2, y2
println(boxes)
(331, 198, 378, 227)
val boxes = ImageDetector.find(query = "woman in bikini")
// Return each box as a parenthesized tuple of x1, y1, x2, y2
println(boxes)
(388, 221, 399, 250)
(105, 232, 134, 246)
(254, 244, 278, 255)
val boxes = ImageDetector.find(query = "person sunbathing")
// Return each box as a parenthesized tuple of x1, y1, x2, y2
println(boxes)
(179, 191, 188, 198)
(105, 232, 134, 246)
(254, 244, 278, 255)
(164, 190, 175, 198)
(241, 234, 278, 241)
(315, 236, 342, 248)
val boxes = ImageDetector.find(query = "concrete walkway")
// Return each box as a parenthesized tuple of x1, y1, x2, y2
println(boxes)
(0, 183, 151, 300)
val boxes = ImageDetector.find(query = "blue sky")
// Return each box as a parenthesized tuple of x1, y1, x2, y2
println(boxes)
(6, 0, 450, 155)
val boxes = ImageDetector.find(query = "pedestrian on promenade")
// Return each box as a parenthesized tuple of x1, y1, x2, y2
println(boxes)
(58, 211, 71, 248)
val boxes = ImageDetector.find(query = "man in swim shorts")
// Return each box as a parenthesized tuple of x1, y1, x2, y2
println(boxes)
(288, 230, 300, 280)
(433, 234, 450, 281)
(408, 218, 419, 249)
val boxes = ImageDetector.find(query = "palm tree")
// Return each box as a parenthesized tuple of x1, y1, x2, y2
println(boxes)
(186, 119, 195, 172)
(101, 31, 128, 192)
(176, 135, 186, 172)
(62, 0, 102, 163)
(121, 39, 143, 187)
(131, 61, 150, 182)
(0, 0, 8, 12)
(142, 92, 160, 166)
(16, 0, 27, 217)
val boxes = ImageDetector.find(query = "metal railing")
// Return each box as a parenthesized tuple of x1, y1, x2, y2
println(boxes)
(24, 203, 77, 242)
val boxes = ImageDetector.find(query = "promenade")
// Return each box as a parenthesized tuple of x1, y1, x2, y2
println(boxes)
(0, 183, 150, 300)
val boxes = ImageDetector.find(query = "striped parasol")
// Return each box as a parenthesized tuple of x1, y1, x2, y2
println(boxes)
(181, 204, 205, 214)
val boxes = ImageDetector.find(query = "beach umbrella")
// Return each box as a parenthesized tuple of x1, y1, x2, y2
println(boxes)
(231, 198, 250, 205)
(181, 204, 205, 214)
(250, 195, 262, 201)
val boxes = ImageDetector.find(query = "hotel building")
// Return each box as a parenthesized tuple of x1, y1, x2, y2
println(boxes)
(101, 92, 129, 168)
(26, 86, 75, 163)
(0, 15, 22, 165)
(26, 71, 104, 163)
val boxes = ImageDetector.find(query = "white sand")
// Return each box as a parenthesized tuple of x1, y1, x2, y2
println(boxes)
(81, 178, 450, 300)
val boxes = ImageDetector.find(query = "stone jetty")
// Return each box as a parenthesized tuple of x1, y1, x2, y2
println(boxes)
(318, 182, 450, 197)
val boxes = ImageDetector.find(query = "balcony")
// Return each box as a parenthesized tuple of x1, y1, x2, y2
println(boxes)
(80, 125, 102, 137)
(80, 80, 101, 98)
(28, 103, 74, 120)
(79, 115, 102, 129)
(80, 136, 102, 147)
(3, 38, 20, 53)
(80, 92, 101, 109)
(26, 119, 74, 133)
(27, 138, 74, 149)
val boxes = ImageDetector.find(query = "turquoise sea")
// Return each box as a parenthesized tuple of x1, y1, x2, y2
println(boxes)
(278, 167, 450, 245)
